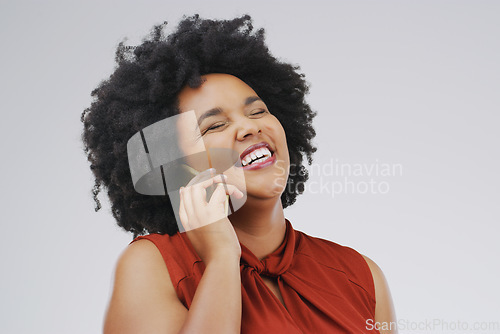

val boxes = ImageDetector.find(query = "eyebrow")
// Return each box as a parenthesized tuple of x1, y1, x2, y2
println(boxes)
(197, 96, 263, 125)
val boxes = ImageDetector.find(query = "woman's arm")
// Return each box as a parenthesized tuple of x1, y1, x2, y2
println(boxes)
(362, 254, 398, 334)
(103, 238, 242, 334)
(104, 172, 244, 334)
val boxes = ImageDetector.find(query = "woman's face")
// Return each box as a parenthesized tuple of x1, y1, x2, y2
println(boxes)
(176, 73, 290, 200)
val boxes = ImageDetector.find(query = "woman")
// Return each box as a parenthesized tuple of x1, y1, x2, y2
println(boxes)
(81, 14, 397, 333)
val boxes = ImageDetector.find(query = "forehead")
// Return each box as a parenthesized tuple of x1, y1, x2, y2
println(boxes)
(177, 73, 257, 112)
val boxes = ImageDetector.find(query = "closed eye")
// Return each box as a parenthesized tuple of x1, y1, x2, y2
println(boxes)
(201, 109, 268, 135)
(202, 122, 227, 135)
(251, 109, 268, 116)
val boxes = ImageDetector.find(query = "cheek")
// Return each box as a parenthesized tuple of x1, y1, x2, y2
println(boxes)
(264, 117, 289, 159)
(176, 112, 206, 156)
(264, 117, 290, 179)
(201, 135, 230, 150)
(199, 134, 238, 172)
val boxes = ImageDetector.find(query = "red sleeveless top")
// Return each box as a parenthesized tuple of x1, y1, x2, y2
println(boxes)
(130, 219, 379, 333)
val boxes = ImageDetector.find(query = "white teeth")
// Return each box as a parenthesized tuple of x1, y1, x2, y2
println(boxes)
(258, 148, 271, 158)
(255, 148, 265, 158)
(241, 146, 273, 167)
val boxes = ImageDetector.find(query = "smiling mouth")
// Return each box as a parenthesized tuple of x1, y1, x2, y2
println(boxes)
(235, 148, 276, 170)
(242, 146, 273, 166)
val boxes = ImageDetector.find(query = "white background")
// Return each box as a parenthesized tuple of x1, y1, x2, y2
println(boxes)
(1, 1, 498, 333)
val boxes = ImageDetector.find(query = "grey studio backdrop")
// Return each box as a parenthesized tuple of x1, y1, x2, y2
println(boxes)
(0, 1, 499, 333)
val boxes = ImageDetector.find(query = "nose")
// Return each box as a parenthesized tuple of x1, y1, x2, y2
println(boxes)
(236, 117, 261, 141)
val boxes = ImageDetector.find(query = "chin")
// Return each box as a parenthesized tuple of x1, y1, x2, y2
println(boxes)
(247, 183, 286, 200)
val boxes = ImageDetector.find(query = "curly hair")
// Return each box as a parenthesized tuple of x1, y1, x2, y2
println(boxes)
(81, 14, 317, 239)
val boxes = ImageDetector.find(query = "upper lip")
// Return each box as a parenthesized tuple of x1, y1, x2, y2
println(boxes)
(239, 142, 274, 161)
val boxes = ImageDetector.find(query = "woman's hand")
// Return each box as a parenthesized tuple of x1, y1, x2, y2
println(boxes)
(178, 168, 244, 264)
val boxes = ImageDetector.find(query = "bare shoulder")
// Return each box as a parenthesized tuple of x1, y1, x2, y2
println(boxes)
(361, 254, 385, 282)
(117, 239, 172, 281)
(115, 239, 175, 291)
(103, 239, 187, 334)
(361, 254, 398, 334)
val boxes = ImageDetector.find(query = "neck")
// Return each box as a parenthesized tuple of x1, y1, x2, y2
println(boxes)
(229, 196, 286, 260)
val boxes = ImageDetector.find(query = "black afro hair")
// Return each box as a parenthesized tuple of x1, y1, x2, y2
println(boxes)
(81, 14, 317, 239)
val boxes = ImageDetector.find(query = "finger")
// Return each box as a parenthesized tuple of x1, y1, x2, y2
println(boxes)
(180, 185, 196, 226)
(190, 181, 209, 221)
(222, 183, 245, 199)
(211, 182, 244, 200)
(178, 187, 191, 231)
(188, 173, 227, 189)
(208, 182, 229, 206)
